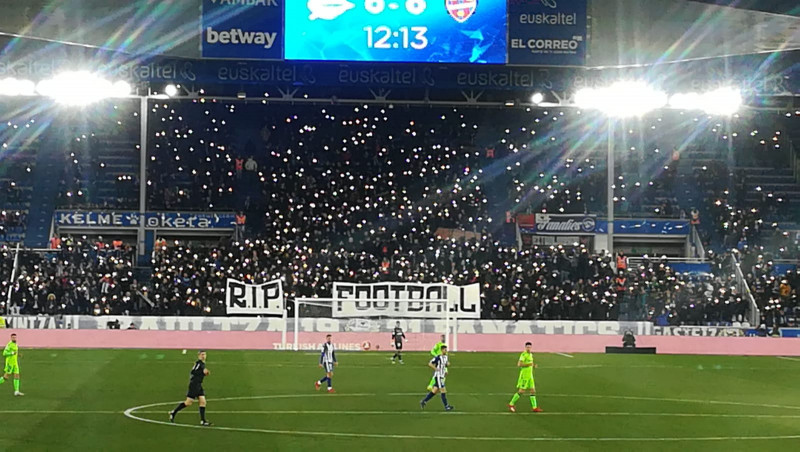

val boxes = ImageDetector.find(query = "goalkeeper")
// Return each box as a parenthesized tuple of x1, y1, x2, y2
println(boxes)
(0, 333, 23, 396)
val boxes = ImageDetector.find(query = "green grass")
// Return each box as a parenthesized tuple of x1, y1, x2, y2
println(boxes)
(1, 350, 800, 451)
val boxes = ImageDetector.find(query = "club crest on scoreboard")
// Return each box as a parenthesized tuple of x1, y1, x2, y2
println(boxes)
(446, 0, 477, 23)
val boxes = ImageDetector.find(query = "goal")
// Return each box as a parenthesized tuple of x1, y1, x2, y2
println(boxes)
(288, 297, 458, 352)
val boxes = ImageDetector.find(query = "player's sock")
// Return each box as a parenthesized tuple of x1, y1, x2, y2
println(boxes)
(422, 392, 435, 403)
(440, 393, 449, 407)
(171, 402, 187, 415)
(530, 395, 538, 409)
(13, 379, 19, 392)
(327, 377, 332, 388)
(510, 393, 520, 406)
(0, 377, 4, 384)
(319, 376, 329, 384)
(199, 406, 206, 422)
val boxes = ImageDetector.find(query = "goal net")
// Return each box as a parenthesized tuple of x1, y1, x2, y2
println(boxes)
(289, 296, 457, 353)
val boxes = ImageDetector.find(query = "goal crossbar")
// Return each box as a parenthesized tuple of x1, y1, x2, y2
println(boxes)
(291, 297, 456, 352)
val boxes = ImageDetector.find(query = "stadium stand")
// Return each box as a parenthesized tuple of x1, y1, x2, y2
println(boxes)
(1, 101, 798, 327)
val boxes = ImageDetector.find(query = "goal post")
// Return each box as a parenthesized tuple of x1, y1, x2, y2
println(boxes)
(289, 297, 457, 352)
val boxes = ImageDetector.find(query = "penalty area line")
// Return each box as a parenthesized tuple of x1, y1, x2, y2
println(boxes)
(554, 352, 574, 358)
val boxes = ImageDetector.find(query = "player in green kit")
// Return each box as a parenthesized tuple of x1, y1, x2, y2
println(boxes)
(508, 341, 541, 412)
(0, 333, 24, 396)
(427, 334, 446, 391)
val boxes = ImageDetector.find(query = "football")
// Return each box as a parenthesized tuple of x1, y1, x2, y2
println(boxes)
(361, 341, 371, 351)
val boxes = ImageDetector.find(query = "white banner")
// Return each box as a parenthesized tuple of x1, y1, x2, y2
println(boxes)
(226, 278, 284, 315)
(535, 213, 597, 235)
(331, 282, 481, 319)
(38, 316, 652, 335)
(651, 326, 747, 337)
(2, 316, 64, 329)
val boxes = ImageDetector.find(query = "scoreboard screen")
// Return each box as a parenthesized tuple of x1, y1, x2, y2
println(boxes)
(284, 0, 508, 64)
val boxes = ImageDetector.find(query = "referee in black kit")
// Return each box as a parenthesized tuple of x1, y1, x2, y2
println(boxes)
(170, 351, 212, 426)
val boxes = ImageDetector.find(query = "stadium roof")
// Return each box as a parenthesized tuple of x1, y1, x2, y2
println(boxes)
(690, 1, 800, 17)
(0, 1, 797, 74)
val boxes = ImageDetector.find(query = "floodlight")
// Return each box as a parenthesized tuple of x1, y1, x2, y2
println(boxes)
(0, 78, 36, 96)
(669, 87, 741, 115)
(668, 92, 702, 110)
(575, 81, 667, 117)
(164, 84, 179, 97)
(36, 71, 130, 106)
(531, 92, 544, 105)
(700, 87, 741, 115)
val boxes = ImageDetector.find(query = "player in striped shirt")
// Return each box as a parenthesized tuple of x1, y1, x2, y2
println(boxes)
(420, 345, 453, 411)
(315, 334, 337, 393)
(391, 322, 406, 364)
(427, 334, 446, 391)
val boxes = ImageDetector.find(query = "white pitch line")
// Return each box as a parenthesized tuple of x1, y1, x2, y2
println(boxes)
(17, 360, 800, 371)
(555, 352, 574, 358)
(777, 356, 800, 362)
(118, 392, 800, 412)
(123, 412, 800, 442)
(123, 393, 800, 442)
(133, 410, 800, 419)
(0, 410, 120, 414)
(2, 409, 799, 419)
(3, 408, 800, 420)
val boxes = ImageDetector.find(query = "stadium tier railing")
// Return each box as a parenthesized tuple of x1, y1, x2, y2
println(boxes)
(690, 225, 706, 259)
(725, 254, 761, 326)
(4, 242, 21, 313)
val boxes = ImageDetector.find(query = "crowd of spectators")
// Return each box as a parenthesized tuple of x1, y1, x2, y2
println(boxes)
(56, 101, 140, 210)
(146, 236, 752, 325)
(0, 109, 39, 239)
(0, 100, 797, 328)
(1, 238, 139, 316)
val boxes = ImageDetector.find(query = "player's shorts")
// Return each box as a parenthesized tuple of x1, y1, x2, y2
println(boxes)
(4, 362, 19, 375)
(516, 376, 535, 390)
(394, 341, 403, 350)
(187, 383, 205, 399)
(433, 376, 446, 389)
(322, 362, 334, 373)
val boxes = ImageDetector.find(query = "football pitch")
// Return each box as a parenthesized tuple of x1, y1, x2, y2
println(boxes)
(2, 349, 800, 451)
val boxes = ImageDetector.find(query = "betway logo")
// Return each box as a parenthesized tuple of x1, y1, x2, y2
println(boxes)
(206, 27, 277, 49)
(210, 0, 278, 6)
